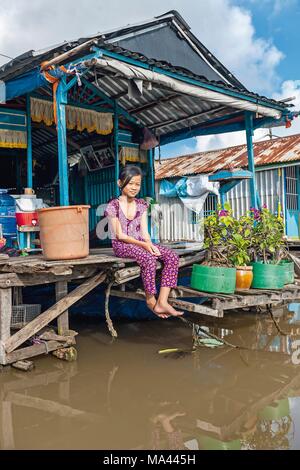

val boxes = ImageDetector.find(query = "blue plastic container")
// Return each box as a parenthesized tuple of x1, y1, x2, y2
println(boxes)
(0, 189, 17, 238)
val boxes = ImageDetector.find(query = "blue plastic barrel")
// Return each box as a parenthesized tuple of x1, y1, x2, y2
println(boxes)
(0, 189, 17, 237)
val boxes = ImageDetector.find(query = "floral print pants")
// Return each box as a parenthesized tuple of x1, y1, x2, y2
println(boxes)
(113, 242, 179, 295)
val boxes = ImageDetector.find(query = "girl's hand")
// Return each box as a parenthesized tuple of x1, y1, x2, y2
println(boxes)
(151, 244, 161, 256)
(144, 241, 161, 256)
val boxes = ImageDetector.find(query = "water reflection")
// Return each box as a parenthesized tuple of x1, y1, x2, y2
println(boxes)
(0, 303, 299, 450)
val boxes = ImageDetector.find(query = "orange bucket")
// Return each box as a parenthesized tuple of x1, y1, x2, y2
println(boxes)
(37, 205, 90, 260)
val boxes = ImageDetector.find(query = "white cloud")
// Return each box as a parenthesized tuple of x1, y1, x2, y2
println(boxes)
(0, 0, 284, 95)
(1, 0, 297, 157)
(196, 80, 300, 153)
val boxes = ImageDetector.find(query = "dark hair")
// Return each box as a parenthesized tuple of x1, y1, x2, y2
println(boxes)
(119, 165, 143, 190)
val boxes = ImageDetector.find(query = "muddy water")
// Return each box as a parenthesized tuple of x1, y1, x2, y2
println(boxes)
(1, 303, 300, 450)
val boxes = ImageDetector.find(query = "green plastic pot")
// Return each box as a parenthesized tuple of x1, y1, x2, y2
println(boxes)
(251, 262, 285, 289)
(191, 265, 236, 294)
(258, 398, 290, 421)
(279, 260, 295, 285)
(198, 434, 241, 450)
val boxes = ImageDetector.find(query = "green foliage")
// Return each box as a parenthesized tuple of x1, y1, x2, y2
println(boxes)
(251, 207, 286, 264)
(203, 203, 286, 267)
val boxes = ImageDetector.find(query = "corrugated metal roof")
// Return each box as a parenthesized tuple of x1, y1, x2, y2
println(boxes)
(155, 133, 300, 179)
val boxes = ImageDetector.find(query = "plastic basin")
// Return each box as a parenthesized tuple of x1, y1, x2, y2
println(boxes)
(191, 264, 236, 294)
(38, 205, 90, 260)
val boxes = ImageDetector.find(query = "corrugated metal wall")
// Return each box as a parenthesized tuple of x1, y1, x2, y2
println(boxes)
(157, 195, 202, 241)
(156, 181, 204, 242)
(156, 167, 288, 242)
(227, 168, 285, 218)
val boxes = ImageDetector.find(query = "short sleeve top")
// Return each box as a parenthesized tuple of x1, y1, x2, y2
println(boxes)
(104, 198, 149, 243)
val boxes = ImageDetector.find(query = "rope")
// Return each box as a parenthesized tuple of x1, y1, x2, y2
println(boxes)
(105, 281, 118, 338)
(266, 305, 288, 336)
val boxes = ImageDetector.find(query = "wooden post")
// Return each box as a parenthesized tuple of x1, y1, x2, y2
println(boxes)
(0, 400, 15, 449)
(4, 272, 106, 354)
(26, 94, 33, 188)
(0, 288, 12, 365)
(56, 77, 69, 206)
(114, 100, 120, 198)
(56, 281, 69, 335)
(245, 111, 259, 209)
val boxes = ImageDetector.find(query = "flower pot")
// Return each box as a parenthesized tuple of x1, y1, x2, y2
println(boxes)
(236, 266, 253, 290)
(258, 398, 290, 421)
(191, 264, 236, 294)
(279, 260, 295, 285)
(198, 434, 241, 450)
(251, 262, 285, 289)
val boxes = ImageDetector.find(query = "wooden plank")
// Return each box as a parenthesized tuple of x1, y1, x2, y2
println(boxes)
(175, 285, 242, 300)
(0, 266, 98, 288)
(0, 401, 15, 449)
(0, 289, 12, 342)
(5, 340, 75, 364)
(109, 289, 221, 317)
(114, 251, 205, 284)
(0, 288, 12, 365)
(6, 392, 102, 423)
(4, 272, 106, 354)
(56, 281, 69, 335)
(168, 298, 222, 317)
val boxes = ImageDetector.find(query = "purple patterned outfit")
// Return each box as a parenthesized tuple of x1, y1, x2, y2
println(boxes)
(104, 198, 179, 295)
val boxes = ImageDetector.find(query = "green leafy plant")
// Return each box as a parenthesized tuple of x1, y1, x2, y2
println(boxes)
(204, 202, 252, 267)
(251, 206, 287, 264)
(204, 203, 288, 267)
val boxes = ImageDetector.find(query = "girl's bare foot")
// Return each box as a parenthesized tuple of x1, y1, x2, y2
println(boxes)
(147, 300, 169, 319)
(154, 301, 184, 317)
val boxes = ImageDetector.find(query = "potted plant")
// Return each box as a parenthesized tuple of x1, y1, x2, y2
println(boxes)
(251, 206, 289, 289)
(227, 212, 253, 290)
(191, 203, 237, 294)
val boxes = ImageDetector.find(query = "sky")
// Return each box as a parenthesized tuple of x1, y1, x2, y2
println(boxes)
(0, 0, 299, 157)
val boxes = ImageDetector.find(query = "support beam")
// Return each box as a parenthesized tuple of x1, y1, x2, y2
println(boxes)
(148, 149, 155, 199)
(0, 288, 12, 364)
(26, 94, 33, 188)
(56, 281, 69, 335)
(114, 101, 120, 198)
(4, 272, 106, 354)
(56, 77, 69, 206)
(245, 111, 259, 209)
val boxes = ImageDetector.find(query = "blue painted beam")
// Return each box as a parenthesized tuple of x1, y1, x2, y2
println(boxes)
(148, 149, 155, 199)
(209, 169, 252, 181)
(56, 77, 69, 206)
(245, 111, 259, 209)
(114, 101, 120, 198)
(26, 94, 33, 188)
(160, 112, 293, 145)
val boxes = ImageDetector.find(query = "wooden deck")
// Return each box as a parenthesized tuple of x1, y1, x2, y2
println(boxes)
(1, 247, 300, 367)
(0, 248, 204, 367)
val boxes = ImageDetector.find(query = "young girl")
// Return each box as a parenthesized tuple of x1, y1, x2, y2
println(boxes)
(104, 165, 183, 319)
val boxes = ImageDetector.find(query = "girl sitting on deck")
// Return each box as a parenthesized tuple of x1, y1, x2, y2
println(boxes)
(104, 165, 183, 319)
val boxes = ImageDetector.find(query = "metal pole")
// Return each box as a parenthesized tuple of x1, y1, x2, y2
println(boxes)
(26, 94, 33, 188)
(245, 111, 258, 209)
(220, 191, 226, 208)
(114, 101, 119, 198)
(56, 77, 69, 206)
